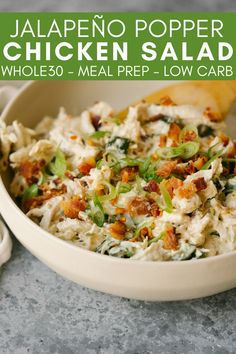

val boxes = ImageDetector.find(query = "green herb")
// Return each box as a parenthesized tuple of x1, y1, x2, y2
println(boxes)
(124, 249, 134, 258)
(160, 184, 172, 213)
(90, 131, 110, 139)
(159, 115, 175, 124)
(22, 184, 39, 201)
(143, 164, 162, 183)
(48, 148, 67, 177)
(223, 158, 236, 163)
(107, 137, 130, 153)
(90, 193, 105, 227)
(197, 124, 214, 137)
(201, 150, 223, 170)
(224, 179, 236, 194)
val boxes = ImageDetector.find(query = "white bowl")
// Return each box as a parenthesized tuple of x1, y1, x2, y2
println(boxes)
(0, 80, 236, 301)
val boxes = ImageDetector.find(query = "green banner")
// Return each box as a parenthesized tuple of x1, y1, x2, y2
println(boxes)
(0, 12, 235, 80)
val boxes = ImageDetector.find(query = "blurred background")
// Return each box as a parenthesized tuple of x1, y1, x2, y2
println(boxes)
(0, 0, 235, 12)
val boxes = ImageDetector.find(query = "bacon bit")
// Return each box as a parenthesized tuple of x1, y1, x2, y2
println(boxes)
(152, 153, 158, 161)
(121, 166, 139, 183)
(192, 177, 207, 191)
(175, 182, 197, 199)
(62, 196, 87, 219)
(24, 184, 67, 211)
(95, 183, 105, 196)
(109, 221, 126, 240)
(148, 113, 165, 123)
(168, 123, 181, 144)
(19, 159, 45, 184)
(163, 227, 178, 250)
(185, 161, 196, 175)
(91, 114, 101, 130)
(204, 107, 221, 122)
(140, 227, 152, 239)
(159, 134, 167, 147)
(127, 197, 150, 216)
(70, 135, 77, 140)
(54, 177, 61, 185)
(156, 160, 177, 178)
(144, 180, 160, 193)
(164, 177, 183, 198)
(119, 216, 126, 223)
(183, 130, 197, 142)
(150, 203, 161, 217)
(111, 197, 118, 206)
(115, 207, 126, 214)
(222, 167, 229, 176)
(65, 171, 75, 180)
(227, 141, 236, 158)
(219, 132, 229, 146)
(78, 157, 96, 176)
(160, 96, 175, 106)
(193, 156, 208, 170)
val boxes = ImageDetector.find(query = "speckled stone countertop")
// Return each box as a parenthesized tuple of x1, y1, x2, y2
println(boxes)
(0, 236, 236, 354)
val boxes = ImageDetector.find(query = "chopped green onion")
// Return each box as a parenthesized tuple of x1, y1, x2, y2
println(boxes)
(22, 184, 39, 201)
(180, 142, 200, 159)
(156, 146, 182, 159)
(179, 124, 198, 143)
(160, 184, 172, 213)
(223, 158, 236, 162)
(148, 231, 166, 245)
(139, 157, 151, 175)
(96, 159, 104, 169)
(157, 142, 199, 160)
(48, 148, 67, 177)
(107, 154, 121, 173)
(90, 193, 105, 227)
(90, 131, 110, 139)
(201, 150, 223, 170)
(117, 183, 131, 194)
(122, 156, 140, 167)
(99, 182, 117, 202)
(207, 142, 221, 158)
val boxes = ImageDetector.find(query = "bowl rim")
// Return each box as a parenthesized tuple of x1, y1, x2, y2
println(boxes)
(1, 79, 236, 267)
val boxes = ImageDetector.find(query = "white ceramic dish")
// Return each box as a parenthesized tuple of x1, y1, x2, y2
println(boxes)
(0, 80, 236, 301)
(0, 220, 12, 266)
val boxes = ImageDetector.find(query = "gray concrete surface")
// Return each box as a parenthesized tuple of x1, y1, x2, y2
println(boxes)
(1, 237, 236, 354)
(1, 1, 236, 353)
(0, 0, 235, 12)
